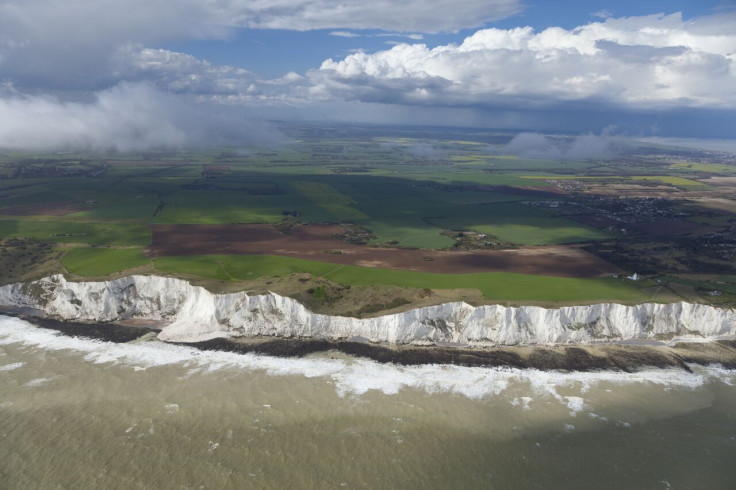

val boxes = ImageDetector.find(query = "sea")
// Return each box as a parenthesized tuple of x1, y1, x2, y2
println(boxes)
(1, 315, 735, 489)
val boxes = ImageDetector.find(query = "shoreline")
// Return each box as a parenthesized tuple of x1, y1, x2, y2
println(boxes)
(9, 314, 736, 373)
(4, 275, 734, 346)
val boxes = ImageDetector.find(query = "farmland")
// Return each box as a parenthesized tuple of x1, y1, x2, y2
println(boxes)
(0, 220, 150, 246)
(153, 254, 650, 304)
(63, 247, 150, 277)
(2, 123, 736, 313)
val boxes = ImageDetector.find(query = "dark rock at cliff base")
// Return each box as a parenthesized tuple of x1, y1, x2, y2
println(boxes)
(175, 337, 736, 372)
(11, 314, 736, 372)
(13, 314, 154, 343)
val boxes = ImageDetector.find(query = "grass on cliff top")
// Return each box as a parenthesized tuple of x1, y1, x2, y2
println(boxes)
(153, 254, 337, 282)
(153, 254, 648, 304)
(63, 247, 150, 277)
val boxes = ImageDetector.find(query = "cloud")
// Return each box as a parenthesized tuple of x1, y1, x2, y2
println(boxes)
(0, 82, 283, 152)
(405, 142, 445, 159)
(503, 133, 564, 159)
(330, 31, 362, 38)
(566, 133, 619, 160)
(110, 45, 312, 105)
(329, 31, 425, 40)
(376, 33, 425, 40)
(500, 132, 624, 160)
(1, 3, 735, 141)
(0, 0, 521, 91)
(310, 12, 736, 110)
(112, 45, 260, 96)
(0, 0, 227, 89)
(216, 0, 522, 32)
(592, 9, 613, 19)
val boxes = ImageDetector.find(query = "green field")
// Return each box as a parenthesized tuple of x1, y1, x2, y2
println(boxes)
(521, 174, 709, 189)
(70, 196, 161, 220)
(671, 162, 736, 175)
(154, 190, 291, 224)
(630, 176, 708, 189)
(154, 254, 338, 282)
(0, 220, 151, 246)
(2, 124, 733, 308)
(291, 181, 369, 221)
(428, 202, 608, 245)
(362, 217, 454, 248)
(325, 267, 644, 303)
(154, 254, 647, 304)
(0, 190, 74, 208)
(0, 145, 591, 249)
(63, 247, 150, 276)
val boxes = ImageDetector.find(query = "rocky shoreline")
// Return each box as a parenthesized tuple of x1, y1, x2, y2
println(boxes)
(3, 274, 736, 372)
(12, 314, 736, 372)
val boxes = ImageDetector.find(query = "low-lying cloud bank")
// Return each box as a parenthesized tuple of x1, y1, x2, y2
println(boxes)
(0, 83, 283, 152)
(405, 142, 446, 159)
(498, 132, 627, 160)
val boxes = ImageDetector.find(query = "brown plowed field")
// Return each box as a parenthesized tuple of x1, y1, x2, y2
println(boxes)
(148, 224, 621, 278)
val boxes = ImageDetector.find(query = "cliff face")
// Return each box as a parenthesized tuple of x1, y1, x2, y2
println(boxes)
(1, 275, 735, 345)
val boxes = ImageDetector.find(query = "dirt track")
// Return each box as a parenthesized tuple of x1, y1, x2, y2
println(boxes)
(147, 224, 620, 278)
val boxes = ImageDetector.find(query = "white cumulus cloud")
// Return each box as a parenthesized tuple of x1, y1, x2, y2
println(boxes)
(112, 45, 260, 96)
(0, 0, 521, 90)
(311, 12, 736, 110)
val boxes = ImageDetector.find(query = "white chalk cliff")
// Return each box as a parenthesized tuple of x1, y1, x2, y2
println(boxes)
(1, 275, 735, 345)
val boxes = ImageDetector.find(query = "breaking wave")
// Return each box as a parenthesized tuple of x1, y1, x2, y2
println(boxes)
(1, 315, 734, 402)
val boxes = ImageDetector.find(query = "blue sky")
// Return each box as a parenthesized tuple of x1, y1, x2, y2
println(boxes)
(165, 0, 732, 77)
(0, 0, 735, 150)
(499, 0, 728, 29)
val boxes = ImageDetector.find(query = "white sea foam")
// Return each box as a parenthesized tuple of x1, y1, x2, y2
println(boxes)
(24, 377, 55, 387)
(0, 361, 25, 372)
(1, 315, 734, 405)
(510, 396, 533, 410)
(565, 396, 586, 416)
